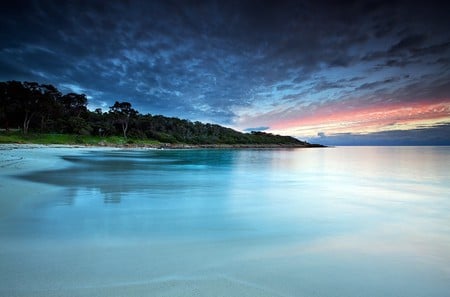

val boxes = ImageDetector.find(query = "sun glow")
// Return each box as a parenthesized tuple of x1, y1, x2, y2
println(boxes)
(266, 99, 450, 138)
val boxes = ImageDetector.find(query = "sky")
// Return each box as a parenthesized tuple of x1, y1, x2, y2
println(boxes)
(1, 0, 449, 145)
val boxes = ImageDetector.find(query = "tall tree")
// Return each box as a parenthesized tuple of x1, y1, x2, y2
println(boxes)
(60, 93, 88, 118)
(19, 82, 34, 133)
(37, 84, 61, 132)
(1, 81, 59, 132)
(109, 101, 137, 139)
(0, 81, 11, 130)
(18, 81, 43, 134)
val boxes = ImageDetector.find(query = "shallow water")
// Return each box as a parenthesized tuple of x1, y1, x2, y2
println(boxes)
(1, 147, 449, 296)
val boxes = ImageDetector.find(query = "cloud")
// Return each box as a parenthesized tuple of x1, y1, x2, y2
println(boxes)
(388, 34, 427, 53)
(355, 76, 402, 91)
(306, 124, 450, 146)
(244, 126, 270, 132)
(411, 41, 450, 57)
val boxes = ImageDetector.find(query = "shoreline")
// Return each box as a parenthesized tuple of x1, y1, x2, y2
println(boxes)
(0, 142, 326, 150)
(0, 145, 98, 218)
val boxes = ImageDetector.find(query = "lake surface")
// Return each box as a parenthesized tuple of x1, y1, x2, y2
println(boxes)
(1, 146, 449, 296)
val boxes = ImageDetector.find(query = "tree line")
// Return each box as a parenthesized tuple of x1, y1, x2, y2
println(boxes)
(0, 80, 307, 145)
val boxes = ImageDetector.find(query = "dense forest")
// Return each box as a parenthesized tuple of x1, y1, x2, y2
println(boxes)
(0, 81, 313, 146)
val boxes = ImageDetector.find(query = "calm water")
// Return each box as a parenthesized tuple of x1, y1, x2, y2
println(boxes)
(1, 147, 449, 296)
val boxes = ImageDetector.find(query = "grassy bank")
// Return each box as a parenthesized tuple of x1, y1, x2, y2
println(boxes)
(0, 132, 162, 147)
(0, 131, 325, 148)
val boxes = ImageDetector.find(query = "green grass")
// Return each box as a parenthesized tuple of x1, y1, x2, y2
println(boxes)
(0, 131, 162, 147)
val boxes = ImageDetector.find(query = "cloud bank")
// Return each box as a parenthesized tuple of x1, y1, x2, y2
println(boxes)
(1, 0, 449, 144)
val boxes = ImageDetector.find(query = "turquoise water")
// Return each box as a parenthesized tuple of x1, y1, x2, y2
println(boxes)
(1, 147, 449, 296)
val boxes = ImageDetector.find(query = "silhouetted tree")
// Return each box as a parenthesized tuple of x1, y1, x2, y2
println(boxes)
(37, 84, 61, 132)
(1, 81, 59, 132)
(109, 101, 137, 139)
(17, 81, 44, 134)
(88, 108, 113, 136)
(61, 93, 88, 118)
(59, 93, 90, 134)
(0, 81, 12, 130)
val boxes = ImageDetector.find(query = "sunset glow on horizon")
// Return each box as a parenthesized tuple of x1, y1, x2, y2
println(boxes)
(265, 98, 450, 138)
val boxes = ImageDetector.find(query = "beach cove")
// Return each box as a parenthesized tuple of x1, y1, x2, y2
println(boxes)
(1, 145, 449, 297)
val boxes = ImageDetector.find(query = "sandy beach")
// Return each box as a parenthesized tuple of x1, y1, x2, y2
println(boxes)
(0, 145, 118, 218)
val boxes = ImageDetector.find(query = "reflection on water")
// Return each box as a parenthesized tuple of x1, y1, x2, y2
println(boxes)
(1, 147, 450, 297)
(21, 150, 241, 200)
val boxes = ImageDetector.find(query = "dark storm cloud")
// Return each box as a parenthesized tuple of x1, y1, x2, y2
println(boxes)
(363, 38, 450, 71)
(388, 34, 427, 53)
(411, 41, 450, 58)
(0, 0, 449, 137)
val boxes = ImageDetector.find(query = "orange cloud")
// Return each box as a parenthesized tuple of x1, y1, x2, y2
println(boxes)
(269, 98, 450, 137)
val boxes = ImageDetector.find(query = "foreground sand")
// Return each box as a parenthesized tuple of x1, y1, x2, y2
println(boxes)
(0, 144, 119, 217)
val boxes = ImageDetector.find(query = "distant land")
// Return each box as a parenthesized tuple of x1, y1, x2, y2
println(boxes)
(0, 81, 323, 148)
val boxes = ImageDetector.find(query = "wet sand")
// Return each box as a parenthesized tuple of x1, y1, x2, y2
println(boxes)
(0, 145, 118, 217)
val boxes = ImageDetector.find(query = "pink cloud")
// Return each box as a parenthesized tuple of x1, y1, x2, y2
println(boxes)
(270, 98, 450, 134)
